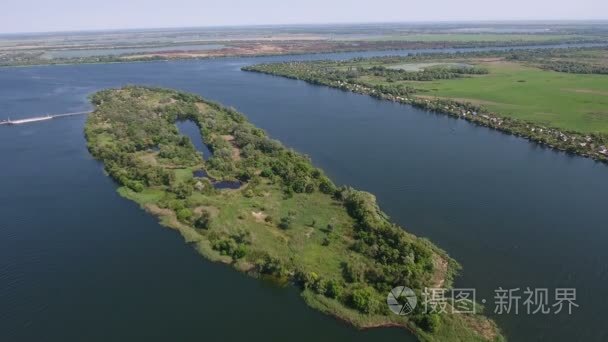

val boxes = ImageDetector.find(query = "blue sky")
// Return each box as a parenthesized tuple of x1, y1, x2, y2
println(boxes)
(1, 0, 606, 33)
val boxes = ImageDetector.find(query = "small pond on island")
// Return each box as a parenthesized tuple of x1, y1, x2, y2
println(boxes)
(175, 120, 212, 160)
(176, 120, 243, 189)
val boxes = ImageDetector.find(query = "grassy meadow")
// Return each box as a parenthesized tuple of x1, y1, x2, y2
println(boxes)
(348, 58, 608, 134)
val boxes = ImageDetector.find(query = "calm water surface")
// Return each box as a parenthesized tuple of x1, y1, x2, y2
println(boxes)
(175, 120, 213, 160)
(1, 47, 607, 341)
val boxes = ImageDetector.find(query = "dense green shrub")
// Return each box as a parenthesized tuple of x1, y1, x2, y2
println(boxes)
(350, 286, 379, 313)
(413, 313, 442, 333)
(211, 235, 248, 260)
(176, 208, 193, 223)
(171, 182, 193, 199)
(278, 216, 292, 230)
(325, 280, 344, 299)
(256, 254, 287, 277)
(194, 210, 211, 229)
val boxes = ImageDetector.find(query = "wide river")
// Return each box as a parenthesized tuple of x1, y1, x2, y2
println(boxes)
(1, 46, 607, 341)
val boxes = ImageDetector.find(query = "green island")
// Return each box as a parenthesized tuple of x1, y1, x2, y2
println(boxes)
(85, 86, 503, 341)
(243, 47, 608, 162)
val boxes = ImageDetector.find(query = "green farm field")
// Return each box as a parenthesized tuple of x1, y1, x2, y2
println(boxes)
(367, 61, 608, 133)
(358, 33, 580, 42)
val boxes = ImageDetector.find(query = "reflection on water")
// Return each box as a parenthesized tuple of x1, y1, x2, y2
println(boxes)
(192, 169, 208, 178)
(212, 180, 242, 189)
(191, 169, 242, 189)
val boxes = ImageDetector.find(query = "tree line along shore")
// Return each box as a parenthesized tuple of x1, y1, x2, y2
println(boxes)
(243, 47, 608, 163)
(85, 86, 503, 342)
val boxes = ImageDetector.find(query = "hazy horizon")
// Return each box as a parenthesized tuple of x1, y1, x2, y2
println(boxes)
(2, 0, 606, 34)
(3, 19, 608, 36)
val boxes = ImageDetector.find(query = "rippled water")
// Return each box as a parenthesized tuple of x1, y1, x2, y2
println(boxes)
(1, 46, 608, 341)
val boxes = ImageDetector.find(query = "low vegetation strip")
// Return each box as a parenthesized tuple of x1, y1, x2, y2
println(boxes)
(3, 36, 607, 68)
(85, 86, 502, 342)
(243, 48, 608, 163)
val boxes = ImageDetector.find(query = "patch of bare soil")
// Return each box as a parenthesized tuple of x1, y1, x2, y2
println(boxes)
(144, 204, 189, 230)
(120, 40, 477, 61)
(251, 211, 267, 223)
(221, 134, 241, 161)
(461, 314, 500, 341)
(195, 102, 212, 113)
(122, 43, 286, 60)
(145, 204, 173, 216)
(305, 227, 315, 238)
(431, 255, 448, 288)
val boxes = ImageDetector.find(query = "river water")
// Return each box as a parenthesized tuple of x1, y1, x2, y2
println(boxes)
(1, 46, 607, 341)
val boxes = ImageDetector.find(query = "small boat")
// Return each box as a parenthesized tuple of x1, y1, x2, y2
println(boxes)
(6, 115, 53, 125)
